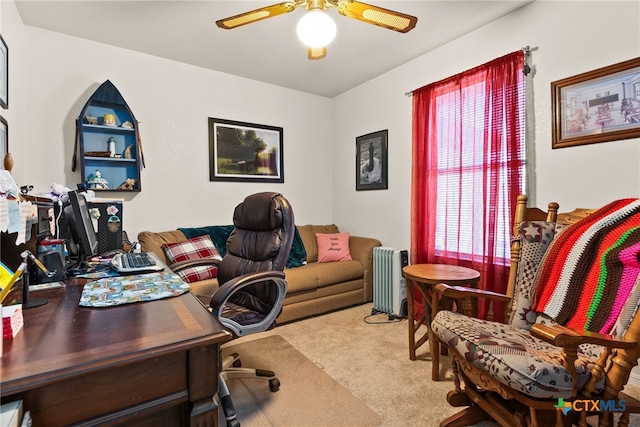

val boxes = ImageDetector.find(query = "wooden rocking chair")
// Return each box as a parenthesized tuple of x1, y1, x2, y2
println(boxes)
(431, 195, 640, 427)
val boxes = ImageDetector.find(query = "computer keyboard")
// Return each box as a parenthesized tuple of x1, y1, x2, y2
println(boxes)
(111, 251, 164, 274)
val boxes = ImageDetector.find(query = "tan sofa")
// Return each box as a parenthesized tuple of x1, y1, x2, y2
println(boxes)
(138, 224, 381, 323)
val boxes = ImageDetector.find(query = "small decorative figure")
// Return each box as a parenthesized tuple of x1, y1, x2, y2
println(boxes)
(89, 207, 101, 232)
(3, 152, 13, 173)
(20, 185, 34, 195)
(103, 113, 116, 126)
(123, 144, 134, 159)
(85, 115, 98, 125)
(87, 170, 109, 190)
(107, 137, 116, 157)
(107, 215, 122, 233)
(121, 121, 133, 129)
(117, 178, 136, 190)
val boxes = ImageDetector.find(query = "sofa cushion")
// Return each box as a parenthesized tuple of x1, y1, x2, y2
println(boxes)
(284, 260, 363, 294)
(138, 229, 188, 263)
(162, 235, 221, 283)
(316, 232, 352, 262)
(297, 224, 340, 263)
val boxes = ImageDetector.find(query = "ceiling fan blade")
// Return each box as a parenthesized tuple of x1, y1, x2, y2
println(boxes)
(216, 2, 300, 30)
(329, 0, 417, 33)
(308, 46, 327, 60)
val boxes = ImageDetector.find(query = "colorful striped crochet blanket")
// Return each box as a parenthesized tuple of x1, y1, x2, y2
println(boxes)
(532, 198, 640, 334)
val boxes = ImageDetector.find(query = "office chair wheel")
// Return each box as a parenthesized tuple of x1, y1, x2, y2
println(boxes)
(269, 378, 280, 392)
(227, 419, 241, 427)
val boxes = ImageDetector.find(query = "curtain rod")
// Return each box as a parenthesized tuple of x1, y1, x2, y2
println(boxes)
(405, 46, 532, 97)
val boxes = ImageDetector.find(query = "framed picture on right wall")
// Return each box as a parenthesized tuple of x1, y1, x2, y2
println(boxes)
(551, 57, 640, 148)
(356, 129, 388, 191)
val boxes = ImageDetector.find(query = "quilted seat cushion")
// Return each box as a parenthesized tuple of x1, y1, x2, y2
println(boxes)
(432, 310, 604, 399)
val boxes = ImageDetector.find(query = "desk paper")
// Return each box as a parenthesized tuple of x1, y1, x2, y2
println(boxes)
(0, 196, 8, 232)
(6, 200, 20, 234)
(0, 171, 19, 198)
(15, 201, 33, 244)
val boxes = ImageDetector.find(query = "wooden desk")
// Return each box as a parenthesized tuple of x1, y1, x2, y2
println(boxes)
(402, 264, 480, 381)
(0, 276, 232, 426)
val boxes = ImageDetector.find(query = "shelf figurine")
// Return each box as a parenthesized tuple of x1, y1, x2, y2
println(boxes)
(87, 170, 109, 190)
(117, 178, 136, 190)
(107, 137, 116, 157)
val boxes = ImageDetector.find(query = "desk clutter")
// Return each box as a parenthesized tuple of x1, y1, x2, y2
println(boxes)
(79, 271, 190, 308)
(0, 191, 41, 247)
(2, 304, 23, 339)
(0, 399, 30, 427)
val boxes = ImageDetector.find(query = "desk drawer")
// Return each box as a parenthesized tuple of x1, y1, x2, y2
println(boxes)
(23, 352, 187, 426)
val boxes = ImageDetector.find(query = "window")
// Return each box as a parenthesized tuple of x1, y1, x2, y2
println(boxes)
(411, 51, 526, 321)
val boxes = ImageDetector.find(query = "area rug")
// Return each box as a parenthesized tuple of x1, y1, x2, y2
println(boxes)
(220, 335, 382, 427)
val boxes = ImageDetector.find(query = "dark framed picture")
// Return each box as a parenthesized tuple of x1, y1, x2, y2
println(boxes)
(356, 130, 388, 191)
(552, 57, 640, 149)
(0, 34, 7, 109)
(0, 116, 7, 169)
(209, 118, 284, 183)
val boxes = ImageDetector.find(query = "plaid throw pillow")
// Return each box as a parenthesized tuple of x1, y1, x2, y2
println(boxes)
(162, 235, 221, 283)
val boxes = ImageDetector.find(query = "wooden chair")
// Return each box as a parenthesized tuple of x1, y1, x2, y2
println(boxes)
(431, 195, 640, 427)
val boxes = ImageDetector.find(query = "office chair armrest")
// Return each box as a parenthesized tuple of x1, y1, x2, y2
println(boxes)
(210, 270, 287, 337)
(169, 257, 221, 273)
(210, 270, 286, 310)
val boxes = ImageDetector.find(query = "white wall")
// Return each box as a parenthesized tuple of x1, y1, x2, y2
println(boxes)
(2, 0, 334, 239)
(332, 1, 640, 251)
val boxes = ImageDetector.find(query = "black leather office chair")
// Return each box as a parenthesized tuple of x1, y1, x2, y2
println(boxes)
(209, 192, 295, 427)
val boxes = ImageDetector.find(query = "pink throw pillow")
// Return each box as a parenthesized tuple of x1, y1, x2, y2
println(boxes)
(316, 232, 352, 263)
(162, 235, 221, 283)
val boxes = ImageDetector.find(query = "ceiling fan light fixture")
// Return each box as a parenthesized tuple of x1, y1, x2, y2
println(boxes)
(296, 9, 337, 48)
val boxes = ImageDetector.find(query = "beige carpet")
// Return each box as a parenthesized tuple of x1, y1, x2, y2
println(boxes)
(220, 334, 382, 427)
(222, 303, 640, 427)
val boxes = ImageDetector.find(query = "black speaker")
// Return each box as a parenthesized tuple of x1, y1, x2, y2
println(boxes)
(88, 201, 124, 254)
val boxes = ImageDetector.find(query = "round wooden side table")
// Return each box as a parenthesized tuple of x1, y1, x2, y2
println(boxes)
(402, 263, 481, 381)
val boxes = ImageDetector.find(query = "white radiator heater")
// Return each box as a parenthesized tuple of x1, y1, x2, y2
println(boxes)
(372, 247, 408, 318)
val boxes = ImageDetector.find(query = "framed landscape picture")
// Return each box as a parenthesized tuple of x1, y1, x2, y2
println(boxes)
(356, 130, 388, 191)
(208, 118, 284, 183)
(551, 57, 640, 148)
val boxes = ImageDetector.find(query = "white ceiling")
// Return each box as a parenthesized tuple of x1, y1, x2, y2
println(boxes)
(14, 0, 533, 98)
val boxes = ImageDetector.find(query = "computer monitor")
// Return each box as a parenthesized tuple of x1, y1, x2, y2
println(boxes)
(63, 190, 99, 272)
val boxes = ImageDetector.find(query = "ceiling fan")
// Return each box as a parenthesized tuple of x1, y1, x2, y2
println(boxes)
(216, 0, 418, 60)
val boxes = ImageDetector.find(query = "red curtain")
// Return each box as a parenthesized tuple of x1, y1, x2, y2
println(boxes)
(410, 51, 526, 322)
